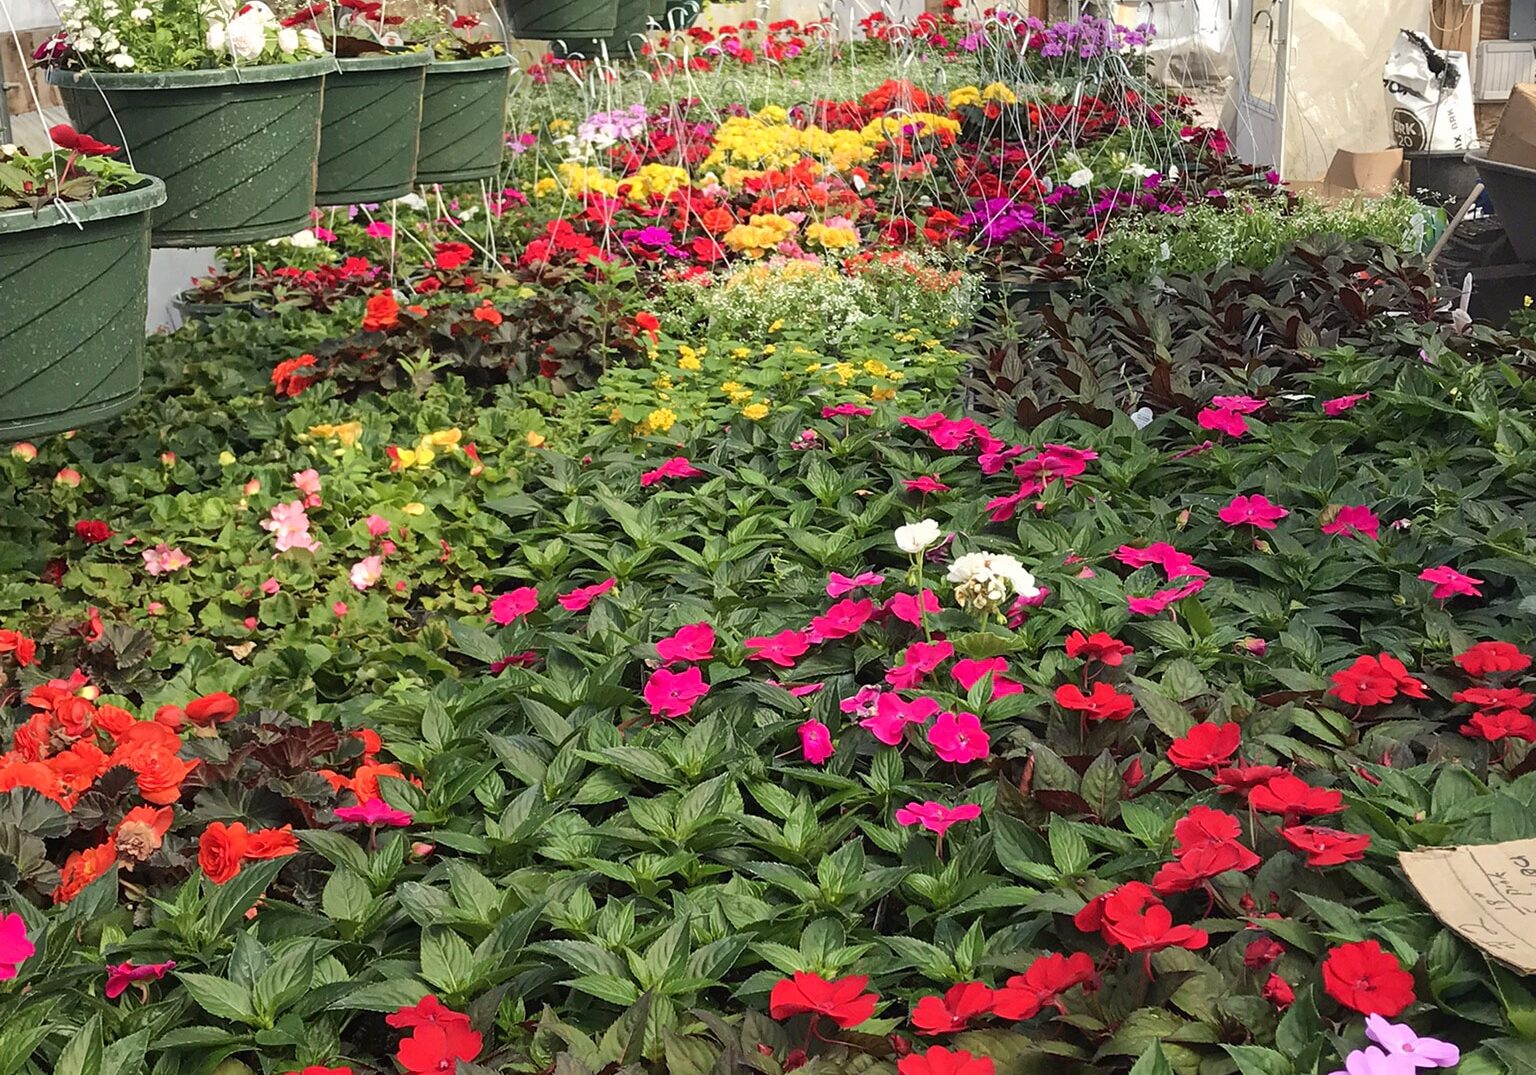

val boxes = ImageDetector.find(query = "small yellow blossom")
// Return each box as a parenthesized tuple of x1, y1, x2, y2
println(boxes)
(762, 344, 776, 355)
(947, 85, 982, 108)
(678, 355, 701, 372)
(532, 177, 558, 198)
(310, 421, 363, 448)
(871, 386, 897, 401)
(403, 502, 426, 516)
(982, 81, 1019, 105)
(526, 431, 546, 448)
(730, 347, 751, 359)
(768, 319, 783, 332)
(642, 407, 678, 435)
(517, 287, 536, 299)
(742, 403, 770, 421)
(218, 451, 236, 466)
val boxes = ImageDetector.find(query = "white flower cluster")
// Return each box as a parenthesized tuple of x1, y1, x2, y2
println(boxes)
(947, 551, 1039, 615)
(53, 0, 325, 72)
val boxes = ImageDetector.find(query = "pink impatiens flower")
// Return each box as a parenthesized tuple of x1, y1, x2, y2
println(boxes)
(799, 719, 834, 765)
(745, 629, 810, 668)
(951, 657, 1023, 698)
(349, 555, 384, 591)
(928, 710, 990, 763)
(905, 475, 950, 494)
(1322, 505, 1381, 542)
(821, 403, 874, 419)
(559, 577, 617, 611)
(810, 598, 874, 641)
(1323, 393, 1371, 416)
(861, 693, 940, 745)
(1219, 494, 1289, 530)
(104, 959, 174, 999)
(886, 640, 955, 689)
(262, 500, 320, 554)
(261, 577, 281, 596)
(1115, 542, 1207, 580)
(895, 801, 982, 836)
(643, 665, 709, 719)
(490, 586, 538, 625)
(826, 571, 884, 598)
(640, 456, 703, 488)
(0, 913, 33, 980)
(887, 590, 940, 625)
(365, 220, 394, 238)
(1197, 407, 1250, 438)
(1128, 578, 1207, 615)
(1419, 566, 1483, 600)
(335, 799, 414, 826)
(141, 543, 191, 576)
(656, 622, 715, 663)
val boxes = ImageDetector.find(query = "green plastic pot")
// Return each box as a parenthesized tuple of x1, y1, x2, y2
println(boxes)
(316, 51, 430, 206)
(661, 0, 701, 29)
(0, 177, 165, 438)
(415, 55, 512, 186)
(504, 0, 619, 39)
(48, 59, 328, 248)
(556, 0, 650, 58)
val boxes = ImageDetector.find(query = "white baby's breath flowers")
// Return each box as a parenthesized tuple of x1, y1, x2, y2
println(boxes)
(947, 552, 1038, 615)
(895, 519, 942, 555)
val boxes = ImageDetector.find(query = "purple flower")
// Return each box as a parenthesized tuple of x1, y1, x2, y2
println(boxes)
(629, 226, 674, 247)
(1365, 1016, 1459, 1069)
(1329, 1049, 1417, 1075)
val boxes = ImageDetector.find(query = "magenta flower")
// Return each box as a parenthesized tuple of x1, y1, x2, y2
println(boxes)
(335, 799, 413, 826)
(798, 719, 835, 765)
(951, 656, 1024, 698)
(928, 711, 990, 763)
(826, 571, 884, 598)
(840, 686, 882, 717)
(656, 622, 715, 664)
(1218, 494, 1289, 530)
(895, 801, 981, 836)
(1115, 542, 1207, 580)
(1015, 444, 1099, 485)
(365, 220, 394, 238)
(1197, 407, 1249, 438)
(860, 693, 940, 745)
(0, 913, 33, 980)
(1128, 578, 1207, 615)
(640, 456, 703, 488)
(1322, 505, 1381, 542)
(559, 577, 617, 611)
(1364, 1015, 1459, 1067)
(821, 403, 873, 419)
(905, 475, 950, 494)
(365, 513, 392, 537)
(810, 598, 874, 641)
(1323, 393, 1371, 416)
(1211, 394, 1265, 414)
(886, 590, 940, 625)
(490, 586, 538, 625)
(745, 629, 811, 668)
(1419, 566, 1483, 600)
(643, 666, 709, 719)
(886, 640, 955, 689)
(104, 959, 174, 999)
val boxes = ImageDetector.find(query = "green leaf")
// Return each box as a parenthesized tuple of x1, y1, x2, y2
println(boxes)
(420, 926, 476, 994)
(1128, 1042, 1175, 1075)
(176, 973, 259, 1025)
(328, 979, 432, 1012)
(203, 858, 287, 940)
(1048, 815, 1091, 876)
(322, 869, 371, 923)
(53, 1014, 102, 1075)
(253, 943, 316, 1024)
(1222, 1045, 1294, 1075)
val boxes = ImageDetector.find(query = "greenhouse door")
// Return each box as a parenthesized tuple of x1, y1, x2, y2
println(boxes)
(1231, 0, 1290, 173)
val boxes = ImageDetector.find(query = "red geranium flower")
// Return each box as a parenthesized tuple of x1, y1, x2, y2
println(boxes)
(1280, 825, 1371, 866)
(1063, 630, 1133, 666)
(769, 972, 879, 1029)
(1456, 641, 1532, 678)
(1321, 940, 1415, 1016)
(1054, 681, 1134, 722)
(910, 982, 994, 1035)
(74, 519, 113, 544)
(1167, 721, 1240, 769)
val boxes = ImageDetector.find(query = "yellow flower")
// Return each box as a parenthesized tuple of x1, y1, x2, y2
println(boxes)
(548, 118, 573, 133)
(768, 319, 783, 332)
(526, 431, 546, 448)
(947, 85, 982, 108)
(678, 344, 698, 362)
(678, 354, 701, 372)
(218, 450, 236, 466)
(833, 361, 856, 385)
(730, 347, 751, 360)
(309, 421, 363, 448)
(982, 81, 1018, 105)
(424, 428, 461, 449)
(609, 407, 624, 424)
(1527, 295, 1533, 308)
(517, 287, 536, 299)
(806, 221, 859, 250)
(742, 403, 770, 420)
(871, 386, 897, 401)
(642, 407, 678, 434)
(403, 502, 426, 516)
(721, 381, 743, 394)
(863, 359, 891, 377)
(532, 177, 558, 198)
(762, 344, 776, 355)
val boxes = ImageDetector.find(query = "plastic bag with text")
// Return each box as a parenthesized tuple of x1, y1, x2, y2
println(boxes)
(1383, 28, 1476, 152)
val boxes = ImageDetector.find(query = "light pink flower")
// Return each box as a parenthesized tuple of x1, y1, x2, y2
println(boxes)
(141, 543, 191, 576)
(335, 799, 413, 826)
(292, 468, 322, 501)
(365, 514, 392, 537)
(1218, 494, 1289, 530)
(643, 665, 709, 719)
(104, 959, 174, 999)
(826, 571, 884, 598)
(0, 913, 33, 981)
(1323, 393, 1371, 416)
(928, 711, 990, 763)
(349, 555, 384, 591)
(657, 622, 715, 663)
(261, 500, 320, 554)
(260, 577, 281, 596)
(640, 456, 703, 488)
(861, 693, 940, 745)
(332, 601, 349, 617)
(745, 629, 810, 668)
(799, 719, 835, 765)
(490, 586, 538, 625)
(1322, 505, 1381, 542)
(895, 801, 981, 836)
(887, 590, 940, 625)
(559, 577, 617, 611)
(1419, 565, 1483, 600)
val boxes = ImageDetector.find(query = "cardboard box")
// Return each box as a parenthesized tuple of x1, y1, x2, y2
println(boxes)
(1290, 147, 1406, 203)
(1488, 83, 1536, 170)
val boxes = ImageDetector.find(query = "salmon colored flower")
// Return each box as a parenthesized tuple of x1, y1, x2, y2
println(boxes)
(558, 577, 616, 612)
(1064, 630, 1133, 666)
(54, 841, 117, 904)
(185, 692, 238, 725)
(198, 821, 249, 884)
(1167, 722, 1241, 769)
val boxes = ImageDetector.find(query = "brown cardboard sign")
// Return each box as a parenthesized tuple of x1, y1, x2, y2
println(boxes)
(1400, 841, 1536, 973)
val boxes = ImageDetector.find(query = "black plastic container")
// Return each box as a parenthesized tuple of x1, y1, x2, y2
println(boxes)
(1467, 150, 1536, 262)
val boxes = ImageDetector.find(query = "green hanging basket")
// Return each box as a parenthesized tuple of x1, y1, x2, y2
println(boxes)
(555, 0, 649, 58)
(48, 59, 328, 248)
(316, 51, 430, 206)
(661, 0, 702, 29)
(0, 177, 164, 438)
(503, 0, 619, 40)
(415, 54, 512, 186)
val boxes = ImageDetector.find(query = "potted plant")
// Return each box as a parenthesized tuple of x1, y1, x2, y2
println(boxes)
(0, 128, 164, 436)
(40, 0, 330, 247)
(285, 0, 430, 206)
(410, 12, 511, 186)
(501, 0, 617, 40)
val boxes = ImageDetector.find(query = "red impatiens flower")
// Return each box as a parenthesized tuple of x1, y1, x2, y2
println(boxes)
(1280, 825, 1371, 867)
(1263, 973, 1296, 1010)
(1244, 937, 1285, 969)
(1063, 630, 1133, 666)
(1455, 641, 1532, 678)
(910, 981, 995, 1035)
(1248, 773, 1344, 817)
(1454, 686, 1535, 711)
(1167, 721, 1240, 770)
(386, 995, 471, 1030)
(1212, 764, 1288, 792)
(1461, 710, 1536, 743)
(1172, 805, 1246, 851)
(992, 951, 1098, 1020)
(49, 123, 119, 156)
(745, 629, 810, 668)
(1054, 681, 1134, 722)
(1151, 840, 1258, 894)
(896, 1048, 995, 1075)
(1075, 881, 1208, 953)
(769, 972, 879, 1028)
(1321, 940, 1415, 1016)
(74, 519, 113, 544)
(1328, 653, 1426, 707)
(396, 1021, 482, 1074)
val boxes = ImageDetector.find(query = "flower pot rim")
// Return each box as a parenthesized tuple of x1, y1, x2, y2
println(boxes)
(427, 52, 513, 72)
(46, 56, 332, 90)
(0, 175, 166, 236)
(334, 49, 432, 72)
